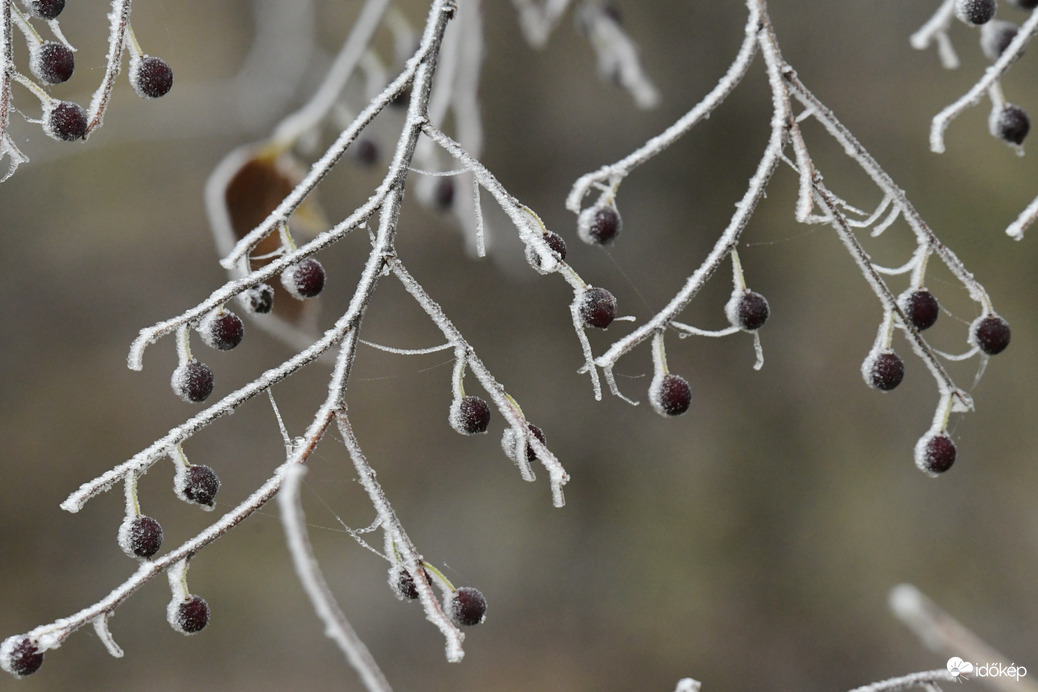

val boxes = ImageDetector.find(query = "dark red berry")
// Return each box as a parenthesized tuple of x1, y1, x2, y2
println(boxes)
(730, 291, 770, 331)
(352, 138, 379, 166)
(198, 310, 244, 350)
(120, 515, 164, 559)
(240, 284, 274, 314)
(2, 637, 44, 678)
(650, 374, 692, 417)
(32, 42, 75, 85)
(526, 231, 568, 270)
(526, 424, 546, 462)
(451, 395, 491, 435)
(972, 314, 1011, 354)
(282, 258, 325, 299)
(981, 20, 1020, 61)
(579, 287, 618, 329)
(433, 178, 455, 210)
(171, 360, 214, 403)
(27, 0, 64, 19)
(446, 587, 487, 626)
(578, 205, 622, 245)
(993, 104, 1030, 145)
(956, 0, 997, 25)
(179, 465, 220, 507)
(44, 101, 87, 141)
(130, 56, 174, 99)
(170, 595, 210, 634)
(390, 565, 431, 601)
(864, 351, 905, 391)
(900, 289, 940, 331)
(917, 433, 956, 474)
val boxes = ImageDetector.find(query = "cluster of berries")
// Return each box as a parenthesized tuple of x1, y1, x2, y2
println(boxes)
(171, 258, 326, 404)
(390, 566, 487, 628)
(955, 0, 1034, 147)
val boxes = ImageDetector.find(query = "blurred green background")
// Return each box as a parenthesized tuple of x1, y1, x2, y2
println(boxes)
(1, 1, 1036, 690)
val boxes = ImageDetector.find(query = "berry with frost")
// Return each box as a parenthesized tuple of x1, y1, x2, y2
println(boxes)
(168, 595, 210, 634)
(579, 287, 618, 329)
(43, 101, 87, 142)
(899, 289, 939, 331)
(525, 424, 546, 462)
(390, 565, 431, 601)
(916, 433, 956, 475)
(240, 284, 274, 314)
(27, 0, 64, 19)
(991, 104, 1030, 146)
(577, 204, 622, 245)
(171, 360, 214, 403)
(955, 0, 997, 26)
(863, 351, 905, 391)
(198, 310, 244, 351)
(450, 395, 491, 435)
(446, 587, 487, 626)
(31, 42, 75, 85)
(727, 291, 770, 331)
(650, 374, 692, 417)
(971, 314, 1011, 354)
(980, 20, 1020, 60)
(130, 56, 174, 99)
(119, 515, 164, 559)
(281, 258, 325, 299)
(525, 230, 568, 270)
(1, 637, 44, 678)
(178, 465, 221, 507)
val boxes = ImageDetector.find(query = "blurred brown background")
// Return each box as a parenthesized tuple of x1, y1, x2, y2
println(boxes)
(1, 1, 1037, 690)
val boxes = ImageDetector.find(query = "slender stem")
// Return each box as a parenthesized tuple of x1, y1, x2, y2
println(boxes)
(279, 464, 393, 692)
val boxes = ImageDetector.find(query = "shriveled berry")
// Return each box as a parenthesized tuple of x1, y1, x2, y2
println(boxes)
(1, 637, 44, 678)
(450, 395, 491, 435)
(981, 20, 1020, 61)
(864, 351, 905, 391)
(728, 290, 770, 331)
(171, 360, 214, 403)
(899, 289, 940, 331)
(44, 100, 87, 142)
(579, 286, 618, 329)
(956, 0, 997, 25)
(992, 104, 1030, 145)
(119, 515, 164, 559)
(577, 205, 622, 245)
(169, 595, 210, 634)
(281, 258, 325, 299)
(446, 587, 487, 626)
(32, 42, 75, 85)
(916, 433, 957, 475)
(240, 283, 274, 314)
(130, 56, 174, 99)
(27, 0, 64, 19)
(198, 310, 244, 350)
(178, 465, 221, 507)
(650, 373, 692, 417)
(971, 314, 1011, 354)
